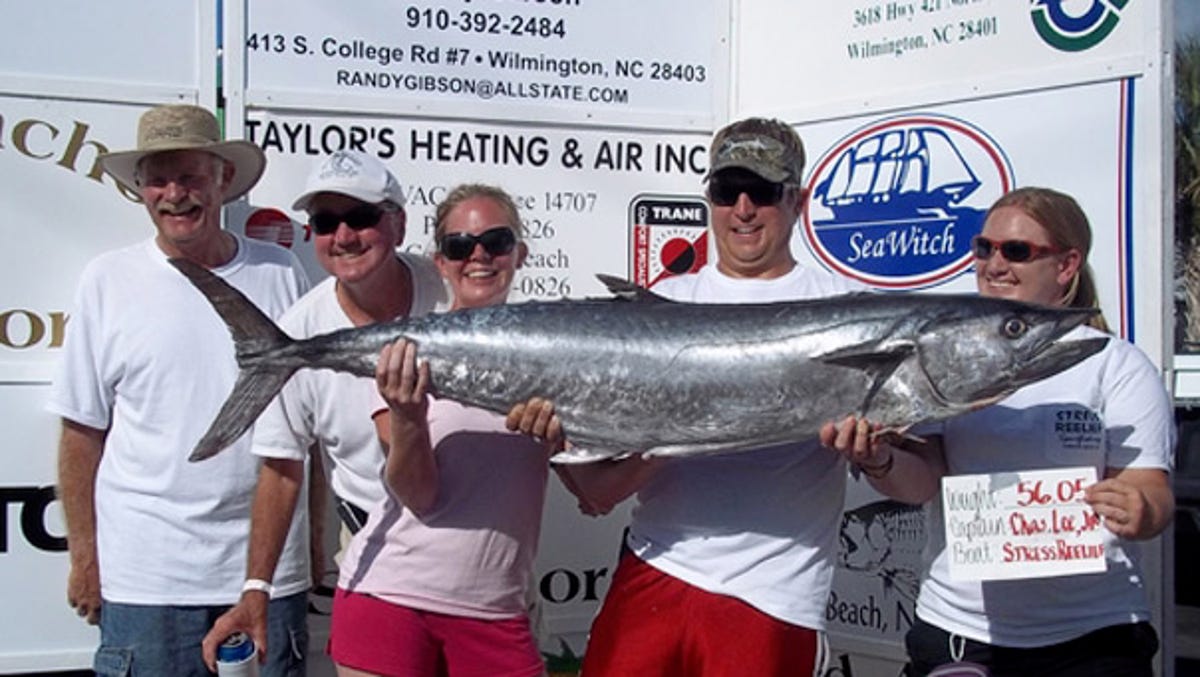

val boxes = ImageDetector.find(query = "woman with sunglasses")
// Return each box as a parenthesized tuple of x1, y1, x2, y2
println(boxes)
(821, 186, 1172, 676)
(327, 184, 558, 677)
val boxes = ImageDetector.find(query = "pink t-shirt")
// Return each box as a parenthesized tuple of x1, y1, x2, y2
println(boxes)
(337, 399, 550, 619)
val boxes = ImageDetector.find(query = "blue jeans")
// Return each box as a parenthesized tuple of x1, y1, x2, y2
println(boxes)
(94, 592, 308, 677)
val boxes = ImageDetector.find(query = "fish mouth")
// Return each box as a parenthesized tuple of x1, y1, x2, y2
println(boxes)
(1010, 336, 1109, 386)
(969, 335, 1109, 403)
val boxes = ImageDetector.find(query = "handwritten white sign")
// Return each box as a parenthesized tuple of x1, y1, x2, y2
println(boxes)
(942, 466, 1105, 581)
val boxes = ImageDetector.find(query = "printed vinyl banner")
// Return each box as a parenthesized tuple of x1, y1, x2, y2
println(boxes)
(737, 0, 1146, 118)
(793, 78, 1129, 328)
(0, 386, 95, 672)
(240, 0, 727, 128)
(0, 95, 146, 382)
(829, 478, 926, 664)
(234, 109, 713, 296)
(0, 95, 163, 672)
(0, 2, 204, 90)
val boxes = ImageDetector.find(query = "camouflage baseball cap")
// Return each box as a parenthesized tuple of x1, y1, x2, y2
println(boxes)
(705, 117, 806, 185)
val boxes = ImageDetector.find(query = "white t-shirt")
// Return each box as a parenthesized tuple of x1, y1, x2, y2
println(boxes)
(46, 236, 311, 605)
(337, 399, 549, 619)
(629, 263, 864, 629)
(917, 325, 1174, 647)
(251, 253, 447, 511)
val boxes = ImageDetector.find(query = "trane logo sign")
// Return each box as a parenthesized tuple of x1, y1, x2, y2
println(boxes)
(0, 310, 67, 350)
(0, 112, 137, 200)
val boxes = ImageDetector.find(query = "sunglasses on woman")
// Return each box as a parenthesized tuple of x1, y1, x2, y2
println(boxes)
(971, 235, 1064, 263)
(309, 204, 387, 236)
(438, 226, 518, 261)
(706, 176, 786, 207)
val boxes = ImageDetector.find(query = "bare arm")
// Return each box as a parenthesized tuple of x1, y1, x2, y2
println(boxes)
(376, 340, 439, 515)
(554, 458, 663, 516)
(1085, 467, 1174, 541)
(820, 416, 946, 505)
(505, 398, 661, 516)
(307, 444, 328, 588)
(201, 457, 304, 670)
(56, 419, 106, 625)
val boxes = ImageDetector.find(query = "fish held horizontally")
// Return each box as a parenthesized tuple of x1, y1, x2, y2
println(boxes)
(169, 259, 1107, 463)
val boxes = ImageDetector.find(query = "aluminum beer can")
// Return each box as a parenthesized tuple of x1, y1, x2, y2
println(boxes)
(216, 632, 259, 677)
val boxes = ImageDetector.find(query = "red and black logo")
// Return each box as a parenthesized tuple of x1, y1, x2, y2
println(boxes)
(629, 195, 709, 289)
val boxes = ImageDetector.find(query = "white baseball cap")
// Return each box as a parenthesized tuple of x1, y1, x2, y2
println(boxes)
(291, 150, 406, 211)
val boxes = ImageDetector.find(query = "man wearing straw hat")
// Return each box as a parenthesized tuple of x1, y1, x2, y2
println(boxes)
(47, 104, 311, 676)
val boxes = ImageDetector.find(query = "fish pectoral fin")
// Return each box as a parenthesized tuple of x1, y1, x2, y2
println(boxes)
(816, 341, 914, 386)
(817, 341, 915, 413)
(869, 424, 926, 446)
(815, 340, 914, 371)
(594, 274, 672, 303)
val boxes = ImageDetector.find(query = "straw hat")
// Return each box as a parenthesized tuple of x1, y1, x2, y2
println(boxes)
(99, 104, 266, 203)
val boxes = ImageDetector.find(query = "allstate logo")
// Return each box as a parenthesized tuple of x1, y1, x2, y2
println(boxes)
(1031, 0, 1128, 52)
(803, 114, 1014, 289)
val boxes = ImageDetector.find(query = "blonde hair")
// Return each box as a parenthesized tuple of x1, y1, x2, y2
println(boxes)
(985, 187, 1109, 332)
(433, 184, 524, 243)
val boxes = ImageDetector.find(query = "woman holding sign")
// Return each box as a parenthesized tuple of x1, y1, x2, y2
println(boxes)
(821, 186, 1173, 677)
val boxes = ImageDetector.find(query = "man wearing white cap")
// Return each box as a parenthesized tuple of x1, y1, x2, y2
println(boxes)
(47, 104, 311, 676)
(201, 150, 448, 669)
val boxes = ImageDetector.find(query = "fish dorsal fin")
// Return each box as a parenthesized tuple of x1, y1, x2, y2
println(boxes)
(595, 274, 670, 302)
(817, 340, 915, 412)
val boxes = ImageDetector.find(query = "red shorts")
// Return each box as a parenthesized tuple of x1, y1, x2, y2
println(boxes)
(581, 552, 822, 677)
(328, 587, 544, 677)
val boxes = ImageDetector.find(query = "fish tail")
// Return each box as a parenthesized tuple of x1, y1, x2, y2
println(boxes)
(169, 258, 299, 461)
(188, 367, 295, 461)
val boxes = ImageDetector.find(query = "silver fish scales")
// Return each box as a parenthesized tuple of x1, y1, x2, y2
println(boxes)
(170, 259, 1108, 463)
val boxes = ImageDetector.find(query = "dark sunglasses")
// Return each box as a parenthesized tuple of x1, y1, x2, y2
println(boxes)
(706, 177, 786, 207)
(438, 226, 518, 261)
(971, 235, 1064, 263)
(309, 205, 387, 236)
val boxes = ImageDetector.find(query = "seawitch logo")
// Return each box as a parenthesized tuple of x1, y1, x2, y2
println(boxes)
(1031, 0, 1128, 52)
(803, 114, 1014, 289)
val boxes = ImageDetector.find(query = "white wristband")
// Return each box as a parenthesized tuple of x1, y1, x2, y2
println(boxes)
(242, 578, 273, 596)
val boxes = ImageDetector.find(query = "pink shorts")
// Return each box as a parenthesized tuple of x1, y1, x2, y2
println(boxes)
(581, 552, 820, 677)
(328, 587, 544, 677)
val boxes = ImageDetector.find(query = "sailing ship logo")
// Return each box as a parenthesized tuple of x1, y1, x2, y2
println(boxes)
(802, 114, 1014, 289)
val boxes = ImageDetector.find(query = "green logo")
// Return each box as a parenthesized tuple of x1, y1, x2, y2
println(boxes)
(1031, 0, 1130, 52)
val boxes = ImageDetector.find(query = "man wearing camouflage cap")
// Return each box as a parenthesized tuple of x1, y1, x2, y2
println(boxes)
(551, 118, 864, 675)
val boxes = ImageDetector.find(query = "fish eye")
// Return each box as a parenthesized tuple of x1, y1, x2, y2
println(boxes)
(1002, 317, 1028, 338)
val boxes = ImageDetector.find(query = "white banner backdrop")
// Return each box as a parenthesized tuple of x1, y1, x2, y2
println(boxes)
(793, 78, 1133, 334)
(237, 0, 729, 129)
(232, 110, 714, 298)
(736, 0, 1149, 121)
(0, 2, 213, 671)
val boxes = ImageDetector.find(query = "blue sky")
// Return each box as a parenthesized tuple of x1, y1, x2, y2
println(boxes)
(1180, 0, 1200, 41)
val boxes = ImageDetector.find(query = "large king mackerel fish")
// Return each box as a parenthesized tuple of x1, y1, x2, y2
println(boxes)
(170, 258, 1108, 463)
